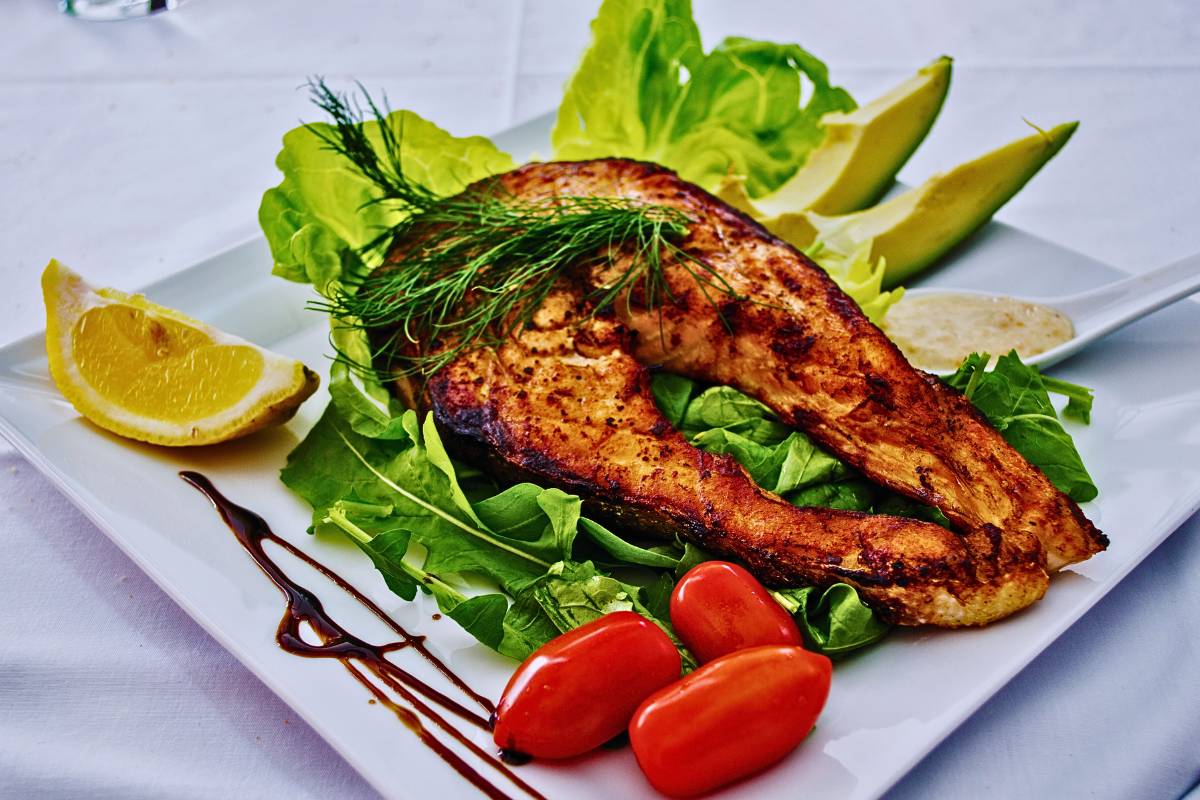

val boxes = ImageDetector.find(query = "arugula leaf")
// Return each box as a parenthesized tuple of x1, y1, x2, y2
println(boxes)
(641, 572, 676, 620)
(674, 541, 711, 579)
(552, 0, 854, 197)
(317, 498, 511, 648)
(283, 407, 557, 593)
(471, 483, 579, 565)
(774, 584, 891, 657)
(498, 561, 693, 670)
(497, 587, 561, 661)
(281, 404, 407, 513)
(579, 518, 682, 569)
(445, 595, 511, 651)
(317, 501, 419, 599)
(260, 107, 514, 294)
(944, 352, 1098, 502)
(541, 561, 696, 670)
(1040, 374, 1095, 424)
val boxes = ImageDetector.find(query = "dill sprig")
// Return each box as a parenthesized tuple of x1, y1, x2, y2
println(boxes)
(303, 78, 740, 378)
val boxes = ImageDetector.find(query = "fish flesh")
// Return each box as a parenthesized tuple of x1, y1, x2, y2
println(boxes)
(378, 159, 1106, 626)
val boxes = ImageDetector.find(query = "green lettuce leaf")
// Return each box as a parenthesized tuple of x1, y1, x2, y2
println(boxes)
(499, 561, 695, 670)
(326, 321, 411, 440)
(944, 352, 1098, 502)
(802, 239, 905, 324)
(774, 584, 891, 657)
(283, 406, 565, 593)
(578, 518, 682, 569)
(552, 0, 854, 197)
(653, 375, 874, 513)
(259, 107, 514, 294)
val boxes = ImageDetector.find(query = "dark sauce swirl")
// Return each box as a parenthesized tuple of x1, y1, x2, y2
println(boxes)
(181, 471, 544, 800)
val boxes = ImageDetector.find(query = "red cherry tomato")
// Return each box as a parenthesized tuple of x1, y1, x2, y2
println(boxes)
(629, 645, 831, 798)
(670, 560, 802, 663)
(492, 611, 681, 759)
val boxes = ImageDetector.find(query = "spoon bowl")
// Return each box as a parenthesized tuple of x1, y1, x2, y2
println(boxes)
(900, 251, 1200, 374)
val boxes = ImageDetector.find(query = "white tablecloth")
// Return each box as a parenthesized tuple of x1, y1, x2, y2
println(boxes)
(2, 1, 1198, 797)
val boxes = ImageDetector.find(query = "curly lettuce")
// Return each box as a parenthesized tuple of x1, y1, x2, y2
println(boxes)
(552, 0, 855, 198)
(803, 238, 904, 324)
(259, 108, 515, 294)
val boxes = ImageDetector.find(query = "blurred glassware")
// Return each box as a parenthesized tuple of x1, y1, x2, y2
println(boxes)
(60, 0, 185, 20)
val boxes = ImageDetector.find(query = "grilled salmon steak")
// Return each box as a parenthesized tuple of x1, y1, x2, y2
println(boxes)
(378, 159, 1106, 627)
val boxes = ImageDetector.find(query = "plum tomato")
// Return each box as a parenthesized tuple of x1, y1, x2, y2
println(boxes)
(492, 611, 681, 760)
(670, 560, 802, 663)
(629, 645, 832, 797)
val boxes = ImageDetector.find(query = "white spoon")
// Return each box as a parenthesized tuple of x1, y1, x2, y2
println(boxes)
(899, 250, 1200, 373)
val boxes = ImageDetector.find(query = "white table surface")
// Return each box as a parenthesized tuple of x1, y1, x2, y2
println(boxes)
(2, 1, 1199, 798)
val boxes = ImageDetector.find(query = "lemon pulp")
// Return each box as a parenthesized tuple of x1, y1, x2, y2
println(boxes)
(43, 259, 319, 446)
(72, 305, 266, 422)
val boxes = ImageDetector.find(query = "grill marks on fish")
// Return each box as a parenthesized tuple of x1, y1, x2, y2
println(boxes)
(495, 159, 1105, 573)
(374, 158, 1104, 627)
(425, 306, 1047, 626)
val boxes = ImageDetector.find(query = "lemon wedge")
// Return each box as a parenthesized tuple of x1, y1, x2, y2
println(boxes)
(42, 259, 319, 446)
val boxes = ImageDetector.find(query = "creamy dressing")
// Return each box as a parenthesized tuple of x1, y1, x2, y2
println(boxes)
(882, 292, 1074, 372)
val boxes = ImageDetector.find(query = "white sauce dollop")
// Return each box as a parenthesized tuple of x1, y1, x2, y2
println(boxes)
(882, 292, 1074, 372)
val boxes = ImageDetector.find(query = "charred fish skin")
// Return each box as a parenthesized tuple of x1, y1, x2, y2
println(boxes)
(492, 159, 1106, 572)
(421, 295, 1048, 628)
(370, 158, 1103, 627)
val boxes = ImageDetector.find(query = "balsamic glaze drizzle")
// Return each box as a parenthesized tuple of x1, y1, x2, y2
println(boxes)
(181, 471, 544, 800)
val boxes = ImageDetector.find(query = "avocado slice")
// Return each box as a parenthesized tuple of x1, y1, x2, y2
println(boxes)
(718, 57, 952, 216)
(755, 122, 1078, 287)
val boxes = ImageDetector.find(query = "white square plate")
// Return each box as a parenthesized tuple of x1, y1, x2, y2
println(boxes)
(3, 113, 1199, 800)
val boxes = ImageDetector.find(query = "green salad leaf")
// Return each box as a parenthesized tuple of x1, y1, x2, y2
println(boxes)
(259, 106, 514, 294)
(551, 2, 903, 324)
(552, 0, 855, 198)
(282, 403, 700, 661)
(944, 352, 1098, 502)
(281, 322, 1098, 668)
(579, 518, 683, 569)
(1041, 374, 1095, 424)
(504, 560, 695, 669)
(774, 584, 891, 656)
(652, 374, 888, 515)
(286, 406, 561, 594)
(802, 239, 905, 325)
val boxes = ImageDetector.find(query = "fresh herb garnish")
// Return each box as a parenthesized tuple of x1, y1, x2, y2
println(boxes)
(301, 79, 740, 378)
